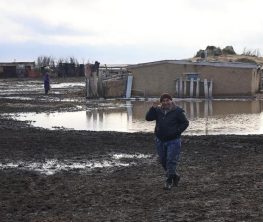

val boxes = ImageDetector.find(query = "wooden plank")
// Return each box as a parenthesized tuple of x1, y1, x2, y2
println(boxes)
(90, 75, 98, 97)
(126, 75, 133, 98)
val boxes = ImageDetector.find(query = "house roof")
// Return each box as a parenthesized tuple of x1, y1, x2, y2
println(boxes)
(0, 62, 35, 66)
(127, 60, 258, 69)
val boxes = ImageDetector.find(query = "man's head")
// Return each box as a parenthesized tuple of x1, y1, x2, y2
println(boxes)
(160, 93, 172, 109)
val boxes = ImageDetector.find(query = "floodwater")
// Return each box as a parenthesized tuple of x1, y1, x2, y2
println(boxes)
(0, 153, 152, 175)
(11, 99, 263, 135)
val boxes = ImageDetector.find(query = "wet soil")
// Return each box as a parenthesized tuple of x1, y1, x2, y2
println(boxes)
(0, 78, 262, 221)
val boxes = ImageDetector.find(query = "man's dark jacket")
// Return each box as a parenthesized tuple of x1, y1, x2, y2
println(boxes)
(146, 104, 189, 142)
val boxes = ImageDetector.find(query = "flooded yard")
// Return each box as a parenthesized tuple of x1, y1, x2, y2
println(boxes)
(6, 99, 263, 135)
(1, 77, 263, 136)
(1, 77, 263, 134)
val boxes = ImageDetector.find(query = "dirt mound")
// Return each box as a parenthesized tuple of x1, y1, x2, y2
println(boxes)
(192, 54, 263, 65)
(194, 45, 263, 65)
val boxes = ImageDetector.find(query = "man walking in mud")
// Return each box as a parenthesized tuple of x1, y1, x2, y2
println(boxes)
(146, 93, 189, 190)
(43, 67, 51, 95)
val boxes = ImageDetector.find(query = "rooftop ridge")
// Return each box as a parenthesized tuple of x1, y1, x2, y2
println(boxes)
(127, 59, 258, 69)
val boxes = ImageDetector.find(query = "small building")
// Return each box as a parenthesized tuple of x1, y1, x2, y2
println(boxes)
(0, 62, 36, 78)
(127, 60, 261, 98)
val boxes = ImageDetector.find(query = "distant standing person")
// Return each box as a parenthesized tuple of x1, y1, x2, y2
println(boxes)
(44, 70, 50, 95)
(146, 93, 189, 190)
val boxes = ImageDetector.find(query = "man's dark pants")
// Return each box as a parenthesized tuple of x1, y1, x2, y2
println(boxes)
(155, 137, 181, 179)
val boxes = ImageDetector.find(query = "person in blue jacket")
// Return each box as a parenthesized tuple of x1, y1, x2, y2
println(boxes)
(146, 93, 189, 190)
(43, 71, 50, 95)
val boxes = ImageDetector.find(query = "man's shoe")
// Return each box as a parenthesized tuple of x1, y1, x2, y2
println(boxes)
(173, 174, 180, 187)
(163, 177, 173, 190)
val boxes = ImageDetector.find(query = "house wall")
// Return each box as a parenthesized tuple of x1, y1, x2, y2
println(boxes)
(2, 66, 17, 78)
(129, 63, 181, 97)
(128, 63, 259, 97)
(196, 65, 254, 96)
(0, 62, 35, 78)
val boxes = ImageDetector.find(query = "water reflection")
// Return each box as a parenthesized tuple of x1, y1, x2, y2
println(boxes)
(9, 99, 263, 135)
(141, 99, 263, 135)
(85, 110, 129, 131)
(135, 99, 262, 120)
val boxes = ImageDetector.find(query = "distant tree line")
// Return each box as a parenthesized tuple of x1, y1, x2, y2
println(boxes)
(36, 56, 83, 68)
(36, 56, 85, 77)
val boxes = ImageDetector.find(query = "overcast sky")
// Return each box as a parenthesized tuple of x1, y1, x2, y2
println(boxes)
(0, 0, 262, 64)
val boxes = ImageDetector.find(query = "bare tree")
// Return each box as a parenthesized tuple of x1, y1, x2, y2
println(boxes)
(242, 48, 261, 57)
(36, 56, 55, 68)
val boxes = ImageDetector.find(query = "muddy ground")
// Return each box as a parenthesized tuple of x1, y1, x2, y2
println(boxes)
(0, 78, 262, 222)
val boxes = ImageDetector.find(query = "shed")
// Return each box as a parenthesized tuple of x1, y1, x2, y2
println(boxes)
(127, 60, 260, 98)
(0, 62, 35, 78)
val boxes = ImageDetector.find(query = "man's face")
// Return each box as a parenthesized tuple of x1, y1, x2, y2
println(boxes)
(161, 98, 172, 109)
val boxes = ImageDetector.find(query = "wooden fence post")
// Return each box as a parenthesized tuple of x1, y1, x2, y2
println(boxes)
(126, 75, 133, 98)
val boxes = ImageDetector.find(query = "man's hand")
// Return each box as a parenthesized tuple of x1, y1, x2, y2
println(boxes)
(152, 100, 160, 108)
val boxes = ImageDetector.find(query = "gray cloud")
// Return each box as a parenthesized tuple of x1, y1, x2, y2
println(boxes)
(1, 0, 263, 63)
(6, 14, 94, 37)
(0, 41, 194, 64)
